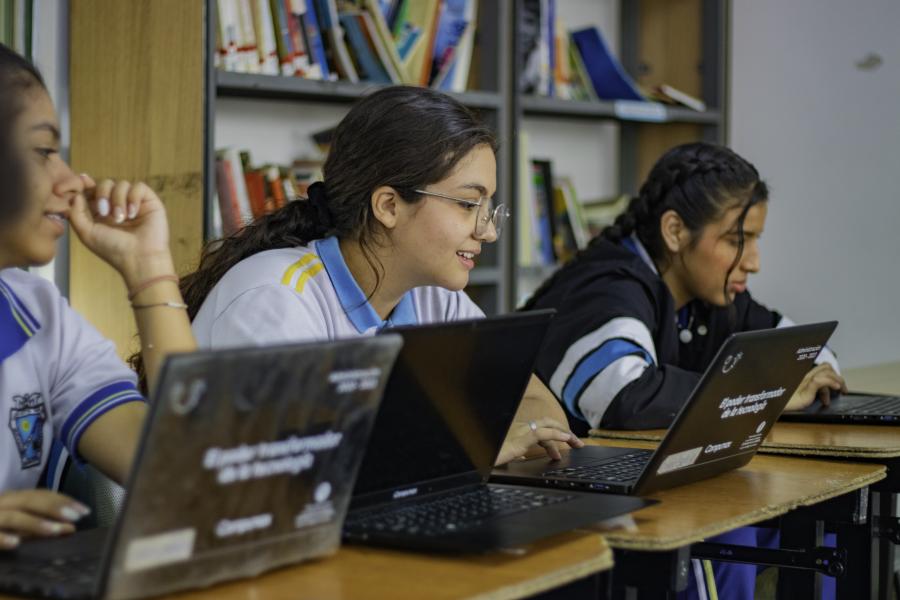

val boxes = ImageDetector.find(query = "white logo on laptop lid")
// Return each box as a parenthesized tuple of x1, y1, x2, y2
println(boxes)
(721, 352, 743, 374)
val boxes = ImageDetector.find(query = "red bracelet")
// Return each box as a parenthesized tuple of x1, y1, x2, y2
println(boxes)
(127, 274, 179, 301)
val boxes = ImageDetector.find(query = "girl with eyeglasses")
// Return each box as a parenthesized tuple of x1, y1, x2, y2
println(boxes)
(524, 142, 843, 600)
(168, 86, 581, 465)
(0, 43, 194, 548)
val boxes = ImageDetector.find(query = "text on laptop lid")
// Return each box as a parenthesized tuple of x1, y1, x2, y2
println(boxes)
(100, 337, 401, 599)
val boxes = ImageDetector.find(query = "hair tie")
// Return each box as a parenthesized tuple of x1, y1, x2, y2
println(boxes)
(306, 181, 335, 229)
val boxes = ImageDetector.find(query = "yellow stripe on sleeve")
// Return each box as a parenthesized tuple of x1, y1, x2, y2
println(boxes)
(281, 254, 320, 286)
(295, 263, 325, 293)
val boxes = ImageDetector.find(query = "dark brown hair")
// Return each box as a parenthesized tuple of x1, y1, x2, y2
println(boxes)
(131, 86, 497, 388)
(0, 42, 47, 223)
(525, 142, 768, 310)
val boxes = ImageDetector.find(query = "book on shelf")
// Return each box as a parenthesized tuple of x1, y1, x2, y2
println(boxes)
(570, 26, 643, 101)
(429, 0, 474, 89)
(250, 0, 280, 74)
(581, 194, 630, 238)
(363, 0, 409, 83)
(213, 147, 316, 237)
(517, 154, 596, 268)
(339, 11, 393, 83)
(530, 159, 556, 266)
(357, 10, 403, 83)
(215, 0, 478, 90)
(215, 148, 254, 235)
(312, 0, 359, 82)
(648, 83, 707, 112)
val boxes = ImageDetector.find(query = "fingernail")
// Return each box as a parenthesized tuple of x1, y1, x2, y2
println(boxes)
(60, 506, 85, 522)
(127, 203, 138, 219)
(114, 208, 125, 224)
(97, 197, 110, 216)
(75, 503, 91, 516)
(0, 534, 19, 547)
(42, 521, 67, 535)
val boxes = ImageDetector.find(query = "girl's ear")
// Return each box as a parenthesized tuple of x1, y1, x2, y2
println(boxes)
(659, 209, 690, 253)
(371, 186, 401, 229)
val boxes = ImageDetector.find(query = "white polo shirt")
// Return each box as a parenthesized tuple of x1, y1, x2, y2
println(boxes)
(192, 236, 485, 347)
(0, 269, 144, 492)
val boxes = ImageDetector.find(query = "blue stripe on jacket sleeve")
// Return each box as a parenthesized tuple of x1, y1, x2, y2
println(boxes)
(60, 381, 145, 462)
(561, 339, 653, 420)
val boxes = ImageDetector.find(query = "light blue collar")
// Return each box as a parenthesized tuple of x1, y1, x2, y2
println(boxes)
(315, 237, 418, 333)
(0, 276, 42, 364)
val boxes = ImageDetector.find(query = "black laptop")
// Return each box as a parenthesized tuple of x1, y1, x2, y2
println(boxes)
(0, 337, 402, 600)
(492, 322, 838, 496)
(342, 311, 652, 552)
(781, 391, 900, 424)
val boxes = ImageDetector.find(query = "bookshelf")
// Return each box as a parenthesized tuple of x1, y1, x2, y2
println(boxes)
(511, 0, 727, 305)
(66, 0, 726, 349)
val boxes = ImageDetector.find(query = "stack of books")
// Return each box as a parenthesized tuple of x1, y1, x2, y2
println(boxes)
(215, 0, 480, 93)
(519, 1, 706, 111)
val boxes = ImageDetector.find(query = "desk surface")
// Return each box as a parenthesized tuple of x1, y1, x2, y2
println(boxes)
(584, 439, 885, 551)
(590, 361, 900, 459)
(140, 530, 613, 600)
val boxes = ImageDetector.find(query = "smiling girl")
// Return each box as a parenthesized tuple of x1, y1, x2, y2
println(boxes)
(178, 86, 581, 464)
(0, 43, 194, 548)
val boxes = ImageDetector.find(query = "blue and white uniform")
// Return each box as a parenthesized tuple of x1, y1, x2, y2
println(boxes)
(526, 234, 838, 432)
(192, 236, 484, 346)
(0, 269, 143, 492)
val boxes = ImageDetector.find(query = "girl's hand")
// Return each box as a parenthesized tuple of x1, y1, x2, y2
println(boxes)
(0, 490, 90, 549)
(495, 418, 585, 466)
(67, 175, 176, 288)
(785, 363, 848, 411)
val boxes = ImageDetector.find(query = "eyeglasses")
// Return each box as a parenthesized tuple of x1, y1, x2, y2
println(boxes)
(413, 189, 510, 238)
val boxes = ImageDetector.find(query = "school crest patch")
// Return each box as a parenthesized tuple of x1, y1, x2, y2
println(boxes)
(8, 392, 47, 469)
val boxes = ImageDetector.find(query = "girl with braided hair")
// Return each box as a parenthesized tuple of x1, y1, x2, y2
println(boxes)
(524, 141, 843, 599)
(526, 141, 843, 433)
(179, 86, 582, 465)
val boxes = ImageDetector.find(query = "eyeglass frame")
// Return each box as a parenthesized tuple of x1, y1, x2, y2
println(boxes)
(412, 188, 510, 237)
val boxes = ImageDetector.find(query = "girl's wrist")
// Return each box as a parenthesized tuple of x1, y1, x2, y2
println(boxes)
(120, 253, 177, 292)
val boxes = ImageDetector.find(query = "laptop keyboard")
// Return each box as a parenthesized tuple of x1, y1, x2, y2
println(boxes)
(844, 396, 900, 416)
(0, 554, 98, 599)
(544, 450, 652, 483)
(345, 486, 575, 538)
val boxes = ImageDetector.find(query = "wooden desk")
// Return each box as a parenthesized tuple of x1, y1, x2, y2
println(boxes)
(845, 361, 900, 395)
(583, 438, 885, 598)
(146, 531, 612, 600)
(590, 361, 900, 599)
(584, 439, 885, 552)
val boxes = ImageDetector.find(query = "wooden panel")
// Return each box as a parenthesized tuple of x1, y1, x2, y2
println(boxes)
(636, 0, 702, 95)
(138, 531, 609, 600)
(583, 439, 885, 551)
(636, 123, 703, 183)
(68, 0, 204, 357)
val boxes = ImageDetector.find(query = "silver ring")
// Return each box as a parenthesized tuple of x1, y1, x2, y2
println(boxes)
(528, 420, 538, 433)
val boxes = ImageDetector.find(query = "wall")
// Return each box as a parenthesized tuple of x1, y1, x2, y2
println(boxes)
(729, 0, 900, 368)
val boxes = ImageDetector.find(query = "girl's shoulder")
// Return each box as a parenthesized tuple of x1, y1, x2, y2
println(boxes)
(0, 268, 65, 325)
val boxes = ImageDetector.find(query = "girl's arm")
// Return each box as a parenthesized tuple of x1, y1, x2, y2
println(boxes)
(68, 177, 196, 483)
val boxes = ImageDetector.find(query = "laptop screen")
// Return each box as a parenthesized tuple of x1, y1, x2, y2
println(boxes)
(351, 312, 553, 501)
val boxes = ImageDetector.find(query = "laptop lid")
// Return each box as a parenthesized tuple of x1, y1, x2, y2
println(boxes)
(100, 336, 402, 600)
(350, 310, 555, 510)
(633, 321, 837, 494)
